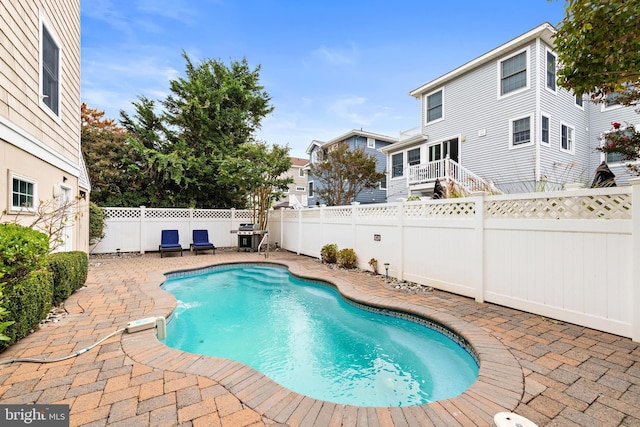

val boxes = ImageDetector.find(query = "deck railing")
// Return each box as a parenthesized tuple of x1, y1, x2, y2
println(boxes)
(407, 157, 495, 193)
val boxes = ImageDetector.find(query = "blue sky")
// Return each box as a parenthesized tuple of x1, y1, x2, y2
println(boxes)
(81, 1, 567, 158)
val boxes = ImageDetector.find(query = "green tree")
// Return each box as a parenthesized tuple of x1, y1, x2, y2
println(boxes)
(309, 143, 385, 206)
(81, 103, 147, 206)
(554, 0, 640, 172)
(120, 52, 274, 208)
(554, 0, 640, 105)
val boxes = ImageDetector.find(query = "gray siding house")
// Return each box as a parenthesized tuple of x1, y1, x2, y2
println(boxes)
(306, 130, 397, 206)
(382, 22, 639, 202)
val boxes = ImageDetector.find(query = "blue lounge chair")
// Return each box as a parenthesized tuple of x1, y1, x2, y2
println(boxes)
(191, 229, 216, 255)
(159, 230, 183, 258)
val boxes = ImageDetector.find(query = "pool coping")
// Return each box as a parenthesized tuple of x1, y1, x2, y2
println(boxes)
(122, 259, 524, 425)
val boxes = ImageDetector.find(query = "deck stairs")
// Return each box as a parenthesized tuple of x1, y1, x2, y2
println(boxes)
(407, 157, 500, 197)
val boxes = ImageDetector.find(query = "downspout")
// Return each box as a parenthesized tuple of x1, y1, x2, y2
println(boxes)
(534, 38, 541, 183)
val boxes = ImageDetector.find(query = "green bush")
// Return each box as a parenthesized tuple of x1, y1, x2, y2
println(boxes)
(337, 248, 358, 269)
(48, 251, 89, 305)
(320, 243, 338, 263)
(89, 202, 106, 245)
(1, 269, 53, 349)
(0, 224, 49, 285)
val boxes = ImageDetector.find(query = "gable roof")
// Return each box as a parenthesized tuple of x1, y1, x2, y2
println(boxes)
(409, 22, 557, 98)
(290, 157, 309, 167)
(305, 129, 398, 154)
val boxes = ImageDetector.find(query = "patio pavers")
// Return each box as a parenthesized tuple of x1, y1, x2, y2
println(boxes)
(0, 250, 638, 426)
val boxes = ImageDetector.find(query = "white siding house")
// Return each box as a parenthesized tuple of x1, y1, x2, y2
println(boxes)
(382, 22, 639, 201)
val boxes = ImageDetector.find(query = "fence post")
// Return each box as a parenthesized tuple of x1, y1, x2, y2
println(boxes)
(397, 200, 404, 281)
(139, 206, 146, 254)
(471, 192, 485, 303)
(631, 178, 640, 342)
(297, 209, 302, 255)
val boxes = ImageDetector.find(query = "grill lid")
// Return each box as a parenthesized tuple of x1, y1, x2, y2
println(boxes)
(238, 223, 258, 231)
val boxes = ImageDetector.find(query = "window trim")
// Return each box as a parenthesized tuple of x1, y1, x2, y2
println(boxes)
(509, 114, 534, 149)
(308, 181, 314, 198)
(10, 172, 38, 213)
(407, 147, 421, 166)
(295, 186, 306, 192)
(379, 175, 387, 190)
(575, 94, 584, 110)
(39, 14, 61, 121)
(366, 137, 375, 149)
(545, 48, 557, 93)
(497, 47, 530, 99)
(424, 87, 444, 124)
(540, 113, 550, 146)
(601, 92, 624, 112)
(298, 168, 305, 177)
(560, 121, 575, 154)
(391, 152, 404, 179)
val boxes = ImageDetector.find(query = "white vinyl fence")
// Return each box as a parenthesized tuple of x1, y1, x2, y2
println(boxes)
(271, 179, 640, 342)
(92, 207, 255, 254)
(95, 180, 640, 341)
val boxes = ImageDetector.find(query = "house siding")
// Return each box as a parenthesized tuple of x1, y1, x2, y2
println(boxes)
(388, 25, 639, 199)
(587, 101, 639, 185)
(0, 0, 86, 252)
(307, 133, 394, 206)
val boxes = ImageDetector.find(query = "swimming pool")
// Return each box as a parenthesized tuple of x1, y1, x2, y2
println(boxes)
(161, 263, 478, 407)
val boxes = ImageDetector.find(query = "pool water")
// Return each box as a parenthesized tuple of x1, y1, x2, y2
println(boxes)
(161, 264, 478, 407)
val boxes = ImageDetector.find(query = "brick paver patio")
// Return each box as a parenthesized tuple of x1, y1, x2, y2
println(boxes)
(0, 250, 639, 426)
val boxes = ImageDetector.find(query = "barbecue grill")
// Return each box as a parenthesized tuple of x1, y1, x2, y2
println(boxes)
(237, 223, 266, 252)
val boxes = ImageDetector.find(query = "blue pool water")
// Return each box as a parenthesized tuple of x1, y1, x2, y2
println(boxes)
(161, 264, 478, 407)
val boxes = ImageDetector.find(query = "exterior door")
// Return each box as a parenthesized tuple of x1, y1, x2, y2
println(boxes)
(428, 138, 459, 163)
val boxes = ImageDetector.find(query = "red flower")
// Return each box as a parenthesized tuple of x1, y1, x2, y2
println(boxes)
(608, 141, 614, 147)
(613, 122, 621, 129)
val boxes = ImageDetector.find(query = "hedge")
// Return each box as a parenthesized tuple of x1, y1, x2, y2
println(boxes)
(0, 223, 49, 285)
(48, 251, 89, 305)
(1, 269, 54, 349)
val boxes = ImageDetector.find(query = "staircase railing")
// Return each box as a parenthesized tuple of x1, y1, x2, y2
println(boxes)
(407, 157, 498, 194)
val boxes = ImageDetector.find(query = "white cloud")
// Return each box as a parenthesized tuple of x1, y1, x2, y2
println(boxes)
(328, 96, 391, 126)
(313, 43, 359, 66)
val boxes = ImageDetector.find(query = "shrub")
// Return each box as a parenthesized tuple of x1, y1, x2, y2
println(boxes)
(337, 248, 357, 269)
(1, 269, 53, 349)
(0, 283, 14, 342)
(0, 223, 49, 285)
(48, 251, 89, 305)
(320, 243, 338, 263)
(89, 202, 106, 245)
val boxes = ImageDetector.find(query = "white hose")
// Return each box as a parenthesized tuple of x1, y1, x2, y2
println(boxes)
(0, 327, 126, 365)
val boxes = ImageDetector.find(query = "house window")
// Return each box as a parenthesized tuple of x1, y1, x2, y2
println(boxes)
(379, 175, 387, 190)
(296, 186, 306, 192)
(298, 168, 305, 177)
(561, 123, 575, 153)
(11, 175, 36, 211)
(391, 153, 404, 178)
(541, 115, 550, 145)
(546, 50, 556, 92)
(500, 50, 527, 96)
(575, 95, 583, 108)
(367, 138, 375, 149)
(308, 181, 314, 197)
(511, 116, 531, 147)
(407, 148, 421, 166)
(41, 23, 59, 116)
(426, 89, 443, 123)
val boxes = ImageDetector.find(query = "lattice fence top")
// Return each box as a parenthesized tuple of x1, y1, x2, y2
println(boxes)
(403, 201, 476, 219)
(104, 208, 141, 219)
(234, 210, 254, 219)
(485, 192, 632, 220)
(301, 209, 321, 219)
(283, 210, 300, 219)
(357, 205, 398, 219)
(193, 209, 232, 219)
(145, 209, 192, 219)
(324, 207, 353, 219)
